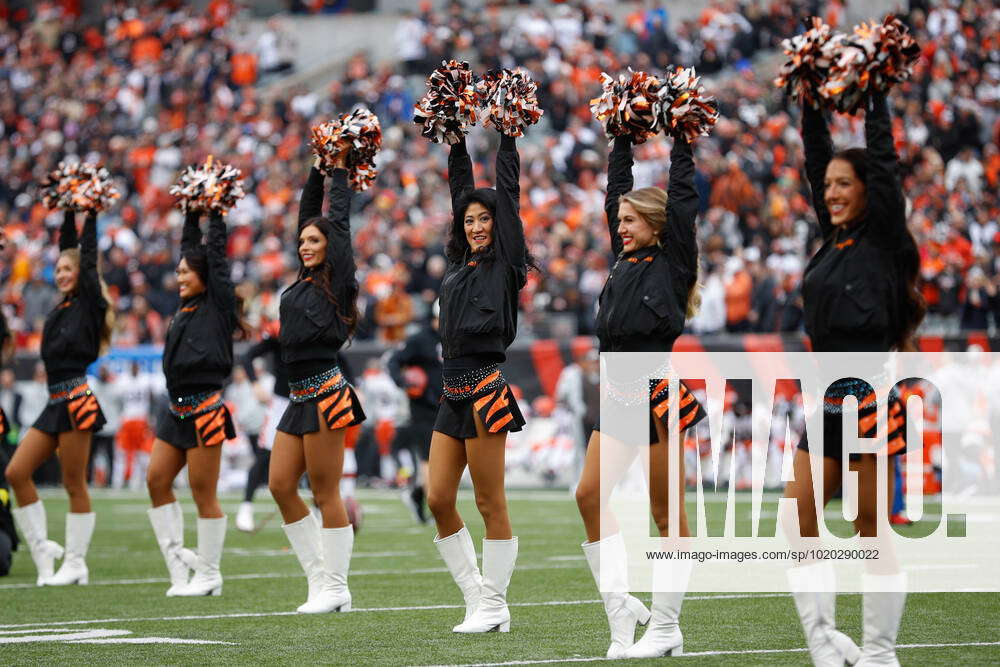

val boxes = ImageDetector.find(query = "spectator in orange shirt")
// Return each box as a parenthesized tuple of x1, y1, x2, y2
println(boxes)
(724, 256, 752, 333)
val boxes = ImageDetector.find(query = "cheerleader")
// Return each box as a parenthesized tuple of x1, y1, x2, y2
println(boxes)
(145, 206, 240, 597)
(782, 91, 924, 666)
(574, 132, 706, 658)
(426, 131, 529, 634)
(267, 152, 365, 614)
(5, 210, 113, 586)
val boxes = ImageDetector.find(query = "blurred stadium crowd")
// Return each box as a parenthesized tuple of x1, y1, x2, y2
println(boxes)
(0, 0, 998, 354)
(0, 0, 995, 493)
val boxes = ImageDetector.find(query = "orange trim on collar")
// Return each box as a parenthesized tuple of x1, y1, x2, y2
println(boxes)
(835, 238, 855, 250)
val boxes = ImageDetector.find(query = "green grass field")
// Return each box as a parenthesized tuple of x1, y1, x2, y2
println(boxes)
(2, 488, 997, 665)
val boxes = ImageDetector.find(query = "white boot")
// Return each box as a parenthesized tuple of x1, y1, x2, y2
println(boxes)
(857, 573, 906, 667)
(583, 534, 651, 658)
(236, 501, 255, 532)
(174, 516, 226, 596)
(283, 514, 349, 613)
(147, 502, 190, 596)
(315, 525, 353, 612)
(47, 512, 95, 585)
(434, 526, 483, 623)
(624, 559, 692, 658)
(453, 537, 517, 633)
(788, 561, 861, 666)
(11, 500, 64, 586)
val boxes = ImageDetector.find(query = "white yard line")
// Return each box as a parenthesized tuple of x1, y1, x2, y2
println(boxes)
(0, 594, 794, 629)
(422, 642, 1000, 666)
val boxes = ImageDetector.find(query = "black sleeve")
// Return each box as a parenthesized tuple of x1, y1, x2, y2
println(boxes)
(493, 133, 527, 270)
(58, 210, 78, 250)
(448, 137, 476, 218)
(241, 337, 278, 381)
(864, 93, 908, 249)
(605, 136, 634, 258)
(206, 212, 235, 314)
(78, 212, 104, 306)
(327, 168, 351, 236)
(662, 136, 699, 279)
(180, 211, 202, 255)
(298, 167, 326, 227)
(801, 105, 834, 240)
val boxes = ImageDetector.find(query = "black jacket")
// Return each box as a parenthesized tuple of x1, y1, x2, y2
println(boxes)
(801, 94, 909, 352)
(41, 211, 108, 383)
(439, 135, 527, 360)
(162, 211, 237, 397)
(388, 324, 442, 416)
(595, 136, 699, 352)
(279, 167, 356, 380)
(241, 333, 289, 399)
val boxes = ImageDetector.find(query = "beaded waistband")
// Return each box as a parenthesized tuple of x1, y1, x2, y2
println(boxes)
(442, 364, 505, 401)
(48, 377, 91, 405)
(603, 361, 674, 407)
(822, 373, 894, 415)
(169, 390, 224, 420)
(288, 366, 347, 404)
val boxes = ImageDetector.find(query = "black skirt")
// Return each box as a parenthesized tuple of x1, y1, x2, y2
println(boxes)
(155, 403, 237, 451)
(32, 398, 107, 436)
(593, 379, 707, 445)
(433, 383, 526, 440)
(277, 384, 366, 436)
(798, 386, 907, 462)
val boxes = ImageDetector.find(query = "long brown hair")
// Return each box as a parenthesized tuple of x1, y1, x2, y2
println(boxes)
(297, 216, 359, 339)
(619, 187, 702, 318)
(59, 248, 115, 354)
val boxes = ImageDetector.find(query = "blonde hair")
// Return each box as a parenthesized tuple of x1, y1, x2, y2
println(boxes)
(59, 248, 115, 354)
(619, 187, 702, 319)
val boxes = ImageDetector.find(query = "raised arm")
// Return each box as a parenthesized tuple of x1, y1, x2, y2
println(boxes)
(493, 133, 527, 271)
(605, 136, 635, 257)
(59, 210, 78, 250)
(801, 104, 835, 240)
(206, 211, 236, 314)
(448, 137, 476, 216)
(298, 164, 326, 227)
(180, 210, 202, 255)
(864, 93, 907, 249)
(662, 135, 699, 278)
(327, 167, 352, 236)
(78, 212, 104, 305)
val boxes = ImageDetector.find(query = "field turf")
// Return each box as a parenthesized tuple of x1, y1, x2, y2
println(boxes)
(2, 488, 997, 665)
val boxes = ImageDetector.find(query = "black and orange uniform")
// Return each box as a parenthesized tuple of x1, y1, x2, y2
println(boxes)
(799, 93, 910, 460)
(33, 211, 107, 435)
(156, 211, 238, 450)
(276, 167, 365, 435)
(435, 134, 527, 439)
(388, 322, 442, 461)
(595, 135, 706, 443)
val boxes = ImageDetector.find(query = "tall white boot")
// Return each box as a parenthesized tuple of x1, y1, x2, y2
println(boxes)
(857, 573, 906, 667)
(583, 534, 651, 658)
(147, 502, 190, 596)
(788, 561, 861, 666)
(453, 537, 517, 633)
(434, 526, 483, 623)
(175, 516, 226, 596)
(47, 512, 95, 585)
(11, 500, 64, 586)
(624, 559, 692, 657)
(317, 525, 353, 612)
(283, 514, 349, 613)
